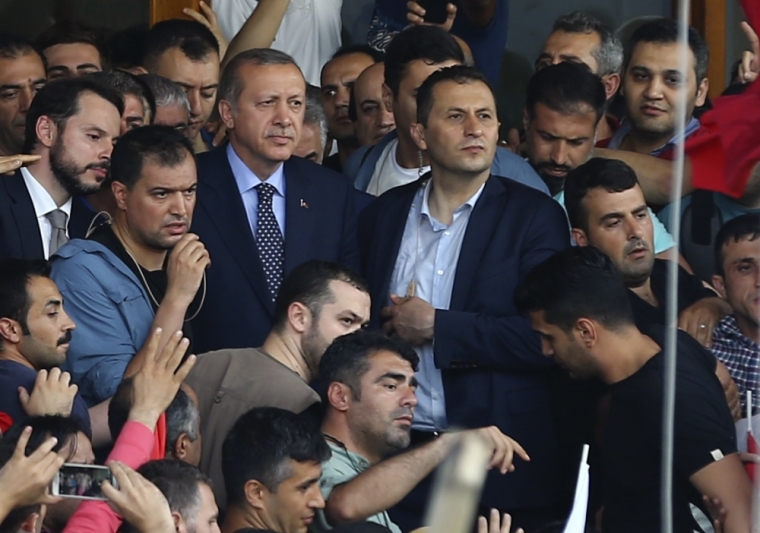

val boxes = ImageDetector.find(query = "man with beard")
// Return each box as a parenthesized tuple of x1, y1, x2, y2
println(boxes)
(0, 77, 122, 261)
(0, 35, 47, 158)
(50, 126, 209, 409)
(565, 158, 732, 344)
(357, 66, 567, 530)
(315, 330, 528, 533)
(0, 259, 90, 436)
(523, 62, 680, 262)
(319, 46, 377, 172)
(184, 260, 370, 507)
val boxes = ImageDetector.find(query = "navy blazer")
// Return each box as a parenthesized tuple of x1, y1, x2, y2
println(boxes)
(190, 147, 361, 354)
(0, 170, 93, 260)
(358, 175, 570, 511)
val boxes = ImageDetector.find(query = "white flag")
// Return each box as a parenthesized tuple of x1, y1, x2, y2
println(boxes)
(563, 444, 590, 533)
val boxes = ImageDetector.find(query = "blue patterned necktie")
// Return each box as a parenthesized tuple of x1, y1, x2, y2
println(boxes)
(255, 183, 284, 301)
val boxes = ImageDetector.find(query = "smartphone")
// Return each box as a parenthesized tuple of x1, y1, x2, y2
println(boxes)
(417, 0, 449, 24)
(50, 463, 118, 501)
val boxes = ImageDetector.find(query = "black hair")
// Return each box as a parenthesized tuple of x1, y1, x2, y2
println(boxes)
(110, 124, 194, 190)
(109, 27, 148, 71)
(142, 19, 219, 73)
(549, 11, 623, 76)
(525, 62, 607, 124)
(0, 259, 51, 348)
(0, 33, 45, 65)
(384, 25, 464, 97)
(36, 21, 110, 72)
(416, 65, 492, 126)
(563, 157, 639, 234)
(23, 77, 125, 153)
(318, 329, 419, 402)
(222, 407, 331, 503)
(89, 70, 157, 124)
(330, 44, 384, 63)
(273, 260, 369, 331)
(714, 214, 760, 276)
(514, 247, 635, 333)
(122, 459, 212, 533)
(624, 17, 709, 83)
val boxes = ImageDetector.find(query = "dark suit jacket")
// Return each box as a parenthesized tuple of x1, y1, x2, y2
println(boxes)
(0, 170, 93, 260)
(191, 147, 361, 353)
(358, 175, 570, 511)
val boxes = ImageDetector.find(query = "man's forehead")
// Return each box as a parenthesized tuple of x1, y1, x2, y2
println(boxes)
(27, 276, 62, 305)
(585, 185, 645, 213)
(0, 53, 46, 79)
(628, 40, 695, 71)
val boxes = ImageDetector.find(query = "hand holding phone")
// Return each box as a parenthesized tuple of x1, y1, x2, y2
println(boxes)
(51, 464, 118, 501)
(407, 0, 456, 29)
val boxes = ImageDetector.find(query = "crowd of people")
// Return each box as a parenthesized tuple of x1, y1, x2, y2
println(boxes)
(0, 1, 759, 532)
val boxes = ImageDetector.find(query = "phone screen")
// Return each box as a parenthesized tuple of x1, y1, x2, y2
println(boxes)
(51, 464, 116, 501)
(417, 0, 449, 24)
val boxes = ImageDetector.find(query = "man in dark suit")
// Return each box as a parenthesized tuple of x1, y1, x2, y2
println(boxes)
(358, 65, 570, 529)
(0, 77, 123, 260)
(191, 48, 360, 354)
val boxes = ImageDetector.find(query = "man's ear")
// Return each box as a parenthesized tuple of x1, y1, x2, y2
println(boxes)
(381, 84, 394, 114)
(19, 511, 41, 533)
(0, 317, 22, 345)
(218, 100, 236, 130)
(571, 228, 589, 246)
(410, 123, 427, 152)
(287, 302, 311, 334)
(575, 317, 598, 348)
(601, 73, 621, 100)
(695, 77, 709, 108)
(326, 382, 351, 412)
(172, 511, 186, 533)
(244, 479, 268, 510)
(35, 116, 57, 150)
(712, 274, 727, 299)
(173, 432, 191, 462)
(111, 180, 129, 211)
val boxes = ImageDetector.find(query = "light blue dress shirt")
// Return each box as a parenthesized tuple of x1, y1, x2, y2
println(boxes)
(227, 143, 286, 236)
(389, 179, 485, 431)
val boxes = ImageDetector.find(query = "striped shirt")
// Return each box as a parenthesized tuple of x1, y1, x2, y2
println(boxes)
(711, 314, 760, 416)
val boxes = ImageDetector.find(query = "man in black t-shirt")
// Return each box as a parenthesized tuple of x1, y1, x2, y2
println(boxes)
(515, 247, 752, 533)
(564, 158, 731, 343)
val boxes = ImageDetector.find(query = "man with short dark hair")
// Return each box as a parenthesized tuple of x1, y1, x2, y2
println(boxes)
(320, 46, 377, 172)
(221, 407, 331, 533)
(359, 65, 569, 530)
(523, 62, 679, 260)
(316, 330, 527, 533)
(142, 20, 220, 154)
(36, 21, 109, 81)
(0, 259, 89, 437)
(185, 260, 370, 507)
(191, 48, 360, 354)
(534, 11, 623, 142)
(346, 25, 545, 197)
(515, 246, 752, 533)
(0, 77, 122, 261)
(51, 126, 208, 407)
(122, 459, 219, 533)
(564, 158, 731, 343)
(95, 71, 154, 134)
(0, 35, 46, 157)
(711, 214, 760, 415)
(348, 62, 395, 148)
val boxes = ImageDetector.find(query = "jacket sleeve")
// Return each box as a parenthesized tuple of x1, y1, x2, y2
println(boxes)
(62, 421, 155, 533)
(337, 179, 361, 272)
(433, 196, 570, 371)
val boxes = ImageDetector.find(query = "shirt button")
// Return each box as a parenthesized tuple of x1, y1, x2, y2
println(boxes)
(437, 270, 444, 275)
(444, 231, 450, 236)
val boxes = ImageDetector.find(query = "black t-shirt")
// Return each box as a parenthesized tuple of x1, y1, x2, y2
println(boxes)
(628, 259, 715, 330)
(601, 327, 737, 533)
(88, 224, 196, 348)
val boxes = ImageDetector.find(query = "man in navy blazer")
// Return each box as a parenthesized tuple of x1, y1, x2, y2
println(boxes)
(0, 77, 123, 260)
(358, 66, 570, 529)
(191, 49, 360, 354)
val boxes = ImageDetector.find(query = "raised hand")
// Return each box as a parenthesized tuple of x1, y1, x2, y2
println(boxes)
(0, 427, 64, 509)
(19, 368, 78, 417)
(102, 462, 175, 533)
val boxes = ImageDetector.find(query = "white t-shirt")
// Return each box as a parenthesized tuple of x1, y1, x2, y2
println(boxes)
(366, 139, 431, 196)
(215, 0, 342, 86)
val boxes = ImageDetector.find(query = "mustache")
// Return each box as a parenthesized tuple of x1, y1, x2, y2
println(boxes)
(57, 330, 73, 346)
(391, 407, 414, 419)
(534, 161, 572, 174)
(265, 128, 296, 139)
(623, 239, 650, 255)
(86, 161, 110, 172)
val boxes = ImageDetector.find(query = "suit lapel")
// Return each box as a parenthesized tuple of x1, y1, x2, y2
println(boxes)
(6, 171, 45, 258)
(283, 158, 315, 273)
(449, 176, 506, 310)
(199, 148, 273, 311)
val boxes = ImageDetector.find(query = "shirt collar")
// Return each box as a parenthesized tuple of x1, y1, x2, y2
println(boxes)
(715, 314, 760, 348)
(608, 116, 701, 154)
(21, 167, 73, 218)
(419, 177, 485, 224)
(227, 143, 285, 197)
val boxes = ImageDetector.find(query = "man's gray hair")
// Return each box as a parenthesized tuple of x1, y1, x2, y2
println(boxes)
(552, 11, 624, 76)
(219, 48, 304, 111)
(139, 74, 190, 113)
(165, 388, 200, 456)
(304, 84, 328, 150)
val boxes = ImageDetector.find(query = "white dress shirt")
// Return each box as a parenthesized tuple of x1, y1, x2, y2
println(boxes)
(21, 167, 73, 259)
